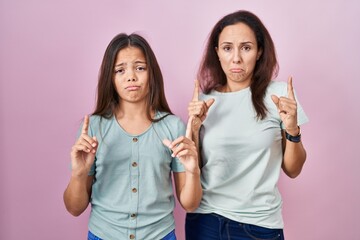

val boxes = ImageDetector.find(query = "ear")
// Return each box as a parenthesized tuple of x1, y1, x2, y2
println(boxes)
(215, 46, 220, 61)
(256, 48, 263, 60)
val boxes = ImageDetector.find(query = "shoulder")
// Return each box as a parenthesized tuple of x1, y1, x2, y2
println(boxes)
(199, 91, 219, 102)
(157, 112, 185, 128)
(88, 114, 114, 131)
(266, 80, 287, 96)
(155, 112, 186, 138)
(89, 115, 102, 124)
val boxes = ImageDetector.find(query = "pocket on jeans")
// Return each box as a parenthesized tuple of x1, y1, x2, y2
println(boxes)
(242, 224, 282, 240)
(186, 213, 201, 221)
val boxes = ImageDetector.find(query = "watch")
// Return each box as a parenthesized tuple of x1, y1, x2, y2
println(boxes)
(285, 127, 301, 143)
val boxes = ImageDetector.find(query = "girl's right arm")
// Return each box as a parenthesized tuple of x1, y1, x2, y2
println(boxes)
(63, 175, 94, 216)
(63, 115, 98, 216)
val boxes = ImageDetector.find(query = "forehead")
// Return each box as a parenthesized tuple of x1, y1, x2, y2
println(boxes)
(219, 22, 257, 43)
(115, 46, 145, 62)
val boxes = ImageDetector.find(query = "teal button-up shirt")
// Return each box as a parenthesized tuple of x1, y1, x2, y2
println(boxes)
(83, 112, 185, 240)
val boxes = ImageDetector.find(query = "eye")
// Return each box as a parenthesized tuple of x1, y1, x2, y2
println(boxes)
(222, 46, 232, 52)
(241, 45, 251, 51)
(114, 68, 125, 74)
(136, 65, 147, 71)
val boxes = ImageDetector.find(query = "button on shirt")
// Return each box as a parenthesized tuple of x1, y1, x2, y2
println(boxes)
(83, 112, 185, 240)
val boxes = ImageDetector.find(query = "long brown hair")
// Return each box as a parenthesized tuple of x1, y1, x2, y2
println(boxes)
(198, 10, 278, 120)
(93, 33, 172, 121)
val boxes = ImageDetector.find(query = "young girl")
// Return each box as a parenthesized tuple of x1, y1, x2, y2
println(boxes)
(64, 33, 202, 240)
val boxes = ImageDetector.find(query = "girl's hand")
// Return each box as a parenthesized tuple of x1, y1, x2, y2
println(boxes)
(163, 116, 200, 174)
(70, 115, 98, 177)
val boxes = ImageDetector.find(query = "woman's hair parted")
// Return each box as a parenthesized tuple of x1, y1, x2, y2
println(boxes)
(92, 33, 172, 121)
(198, 10, 279, 120)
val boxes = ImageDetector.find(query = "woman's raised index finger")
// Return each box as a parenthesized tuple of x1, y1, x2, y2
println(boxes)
(287, 76, 295, 100)
(192, 79, 200, 101)
(81, 115, 90, 134)
(185, 116, 193, 140)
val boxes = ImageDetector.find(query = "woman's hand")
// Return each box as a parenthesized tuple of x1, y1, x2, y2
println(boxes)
(188, 80, 215, 128)
(70, 115, 98, 177)
(271, 77, 299, 136)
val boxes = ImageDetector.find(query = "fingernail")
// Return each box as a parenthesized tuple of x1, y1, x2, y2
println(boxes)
(92, 143, 97, 147)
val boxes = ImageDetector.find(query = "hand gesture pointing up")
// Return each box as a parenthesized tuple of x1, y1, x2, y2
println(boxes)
(162, 116, 200, 174)
(70, 115, 98, 177)
(187, 80, 215, 131)
(271, 77, 299, 135)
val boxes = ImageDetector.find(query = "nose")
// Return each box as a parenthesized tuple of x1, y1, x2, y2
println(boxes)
(126, 70, 137, 82)
(232, 48, 241, 64)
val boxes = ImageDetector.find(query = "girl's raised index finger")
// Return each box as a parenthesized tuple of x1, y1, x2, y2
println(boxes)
(287, 76, 295, 100)
(192, 79, 200, 101)
(81, 115, 90, 134)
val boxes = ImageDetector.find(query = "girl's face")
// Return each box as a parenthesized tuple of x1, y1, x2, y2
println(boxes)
(113, 46, 149, 104)
(216, 22, 262, 91)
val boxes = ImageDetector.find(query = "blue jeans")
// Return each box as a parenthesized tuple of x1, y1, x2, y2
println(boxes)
(185, 213, 284, 240)
(88, 229, 176, 240)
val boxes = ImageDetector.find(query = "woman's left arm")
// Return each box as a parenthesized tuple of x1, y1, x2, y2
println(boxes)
(281, 129, 307, 178)
(271, 77, 307, 178)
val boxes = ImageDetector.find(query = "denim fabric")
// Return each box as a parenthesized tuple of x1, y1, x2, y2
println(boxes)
(186, 213, 284, 240)
(88, 231, 102, 240)
(162, 229, 176, 240)
(88, 230, 176, 240)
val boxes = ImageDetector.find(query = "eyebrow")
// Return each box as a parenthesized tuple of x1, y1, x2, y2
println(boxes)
(115, 60, 147, 67)
(219, 41, 254, 45)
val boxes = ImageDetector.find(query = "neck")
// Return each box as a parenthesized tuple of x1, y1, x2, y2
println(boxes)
(220, 82, 250, 92)
(115, 101, 155, 135)
(116, 101, 153, 120)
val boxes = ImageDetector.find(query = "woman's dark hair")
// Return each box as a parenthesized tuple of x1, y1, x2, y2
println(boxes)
(198, 10, 278, 120)
(93, 33, 172, 121)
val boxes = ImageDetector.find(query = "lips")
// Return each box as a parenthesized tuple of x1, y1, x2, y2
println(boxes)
(126, 85, 140, 91)
(230, 68, 244, 73)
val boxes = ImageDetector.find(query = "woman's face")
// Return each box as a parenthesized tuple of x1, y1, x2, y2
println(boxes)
(216, 22, 262, 91)
(113, 46, 149, 104)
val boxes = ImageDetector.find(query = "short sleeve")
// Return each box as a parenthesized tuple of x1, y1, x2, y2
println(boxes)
(170, 118, 186, 172)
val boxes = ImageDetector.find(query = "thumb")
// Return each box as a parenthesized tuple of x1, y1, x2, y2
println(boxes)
(271, 95, 279, 108)
(206, 98, 215, 109)
(162, 139, 172, 148)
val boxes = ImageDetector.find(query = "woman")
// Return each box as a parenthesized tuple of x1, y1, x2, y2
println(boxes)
(187, 10, 309, 240)
(63, 33, 202, 240)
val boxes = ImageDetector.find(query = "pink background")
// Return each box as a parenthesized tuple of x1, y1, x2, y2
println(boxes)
(1, 1, 359, 239)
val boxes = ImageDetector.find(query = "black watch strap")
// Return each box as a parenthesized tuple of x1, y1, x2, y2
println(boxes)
(285, 130, 301, 143)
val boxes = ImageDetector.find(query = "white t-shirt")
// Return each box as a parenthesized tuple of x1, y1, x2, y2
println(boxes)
(195, 81, 309, 229)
